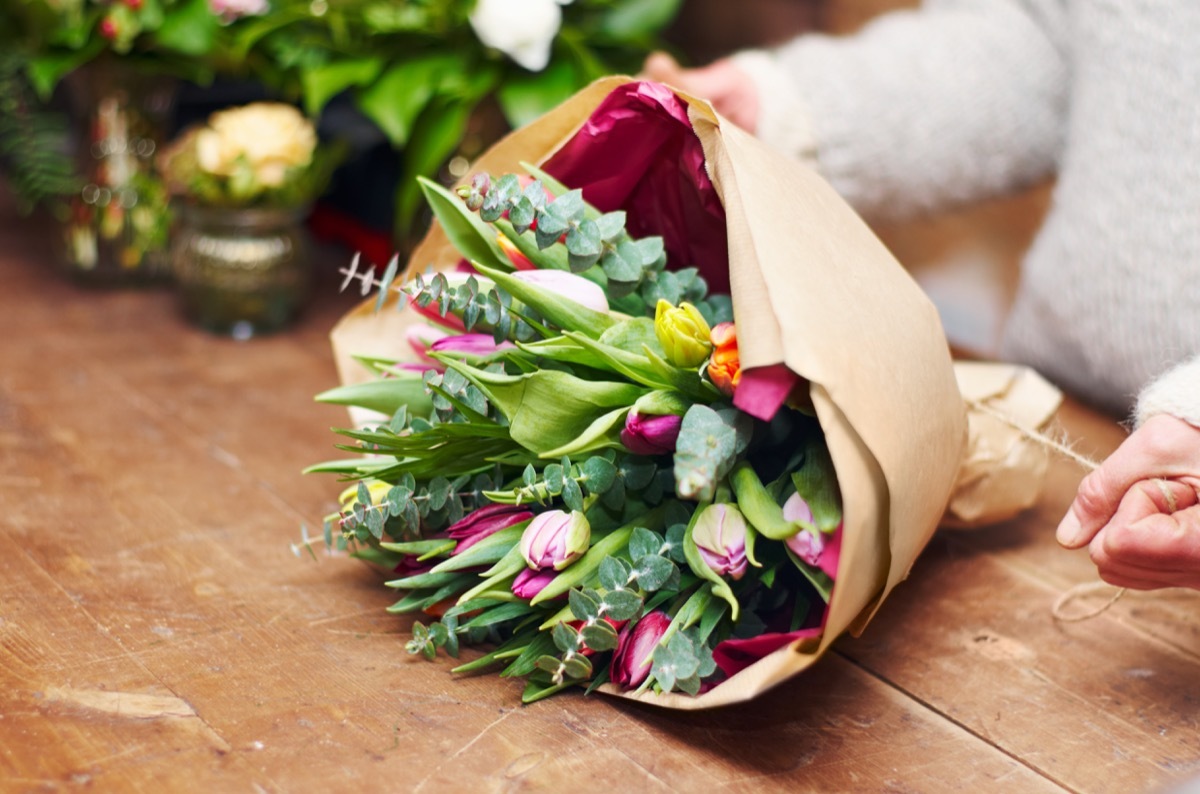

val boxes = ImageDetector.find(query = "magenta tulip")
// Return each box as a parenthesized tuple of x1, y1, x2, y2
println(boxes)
(620, 410, 682, 456)
(610, 610, 671, 689)
(448, 504, 534, 554)
(511, 567, 557, 599)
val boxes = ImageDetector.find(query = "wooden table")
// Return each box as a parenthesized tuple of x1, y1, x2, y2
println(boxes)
(2, 208, 1199, 794)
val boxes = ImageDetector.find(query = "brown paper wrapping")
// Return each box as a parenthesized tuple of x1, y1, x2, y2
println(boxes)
(328, 78, 1061, 709)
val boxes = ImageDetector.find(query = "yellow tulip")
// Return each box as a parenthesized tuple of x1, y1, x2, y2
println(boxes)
(654, 299, 712, 368)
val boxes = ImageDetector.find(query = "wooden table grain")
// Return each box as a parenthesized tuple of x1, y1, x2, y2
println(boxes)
(2, 208, 1199, 794)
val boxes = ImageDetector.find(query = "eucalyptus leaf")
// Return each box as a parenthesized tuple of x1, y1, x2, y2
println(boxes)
(674, 405, 753, 503)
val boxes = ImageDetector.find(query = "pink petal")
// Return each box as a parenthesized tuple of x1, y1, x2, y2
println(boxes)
(733, 364, 799, 422)
(540, 81, 729, 294)
(712, 627, 825, 678)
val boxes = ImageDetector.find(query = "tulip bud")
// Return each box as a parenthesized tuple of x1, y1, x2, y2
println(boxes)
(692, 504, 749, 580)
(496, 233, 536, 270)
(620, 410, 682, 456)
(782, 494, 840, 578)
(520, 509, 590, 571)
(707, 321, 741, 396)
(448, 503, 534, 554)
(511, 566, 557, 599)
(610, 610, 671, 689)
(511, 269, 609, 313)
(654, 300, 712, 368)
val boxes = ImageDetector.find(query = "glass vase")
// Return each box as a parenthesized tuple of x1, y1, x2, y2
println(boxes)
(171, 204, 313, 338)
(62, 58, 176, 285)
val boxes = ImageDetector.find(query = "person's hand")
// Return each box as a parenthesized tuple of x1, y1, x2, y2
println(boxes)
(642, 52, 760, 133)
(1056, 414, 1200, 590)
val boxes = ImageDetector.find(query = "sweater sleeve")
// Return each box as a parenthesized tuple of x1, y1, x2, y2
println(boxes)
(1133, 356, 1200, 430)
(733, 0, 1070, 220)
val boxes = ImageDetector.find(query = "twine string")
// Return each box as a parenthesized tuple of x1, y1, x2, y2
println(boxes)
(964, 398, 1135, 622)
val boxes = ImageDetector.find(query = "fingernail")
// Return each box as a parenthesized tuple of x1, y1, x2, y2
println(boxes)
(1056, 511, 1083, 547)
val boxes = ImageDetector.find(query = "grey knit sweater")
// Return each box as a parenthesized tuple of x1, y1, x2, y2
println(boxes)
(734, 0, 1200, 423)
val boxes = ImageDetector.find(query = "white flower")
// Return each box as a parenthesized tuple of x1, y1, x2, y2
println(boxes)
(469, 0, 573, 72)
(209, 0, 269, 22)
(195, 102, 316, 188)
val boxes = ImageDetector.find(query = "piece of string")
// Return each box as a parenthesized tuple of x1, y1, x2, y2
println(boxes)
(965, 398, 1138, 622)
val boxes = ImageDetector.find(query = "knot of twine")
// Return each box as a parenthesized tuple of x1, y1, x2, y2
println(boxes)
(965, 399, 1166, 622)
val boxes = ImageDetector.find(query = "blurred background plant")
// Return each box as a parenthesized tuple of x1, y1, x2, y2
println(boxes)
(159, 101, 340, 207)
(162, 101, 341, 335)
(0, 0, 685, 263)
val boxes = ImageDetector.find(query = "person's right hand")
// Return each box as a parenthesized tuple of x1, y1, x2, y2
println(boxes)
(642, 52, 761, 133)
(1056, 414, 1200, 590)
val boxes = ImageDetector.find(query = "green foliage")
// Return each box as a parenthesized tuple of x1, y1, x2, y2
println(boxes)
(674, 405, 754, 502)
(3, 0, 681, 239)
(0, 54, 77, 215)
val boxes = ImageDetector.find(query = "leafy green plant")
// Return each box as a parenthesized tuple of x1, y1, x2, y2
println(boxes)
(0, 0, 684, 239)
(0, 53, 77, 216)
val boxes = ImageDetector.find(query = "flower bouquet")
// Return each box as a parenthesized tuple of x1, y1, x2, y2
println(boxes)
(313, 79, 1060, 708)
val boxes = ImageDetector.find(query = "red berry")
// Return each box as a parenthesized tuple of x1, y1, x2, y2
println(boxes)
(99, 17, 119, 39)
(124, 0, 143, 9)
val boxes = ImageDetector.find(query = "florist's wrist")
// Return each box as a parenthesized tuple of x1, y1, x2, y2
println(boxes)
(1133, 355, 1200, 430)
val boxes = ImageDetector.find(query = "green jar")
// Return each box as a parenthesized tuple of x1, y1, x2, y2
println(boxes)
(171, 204, 312, 337)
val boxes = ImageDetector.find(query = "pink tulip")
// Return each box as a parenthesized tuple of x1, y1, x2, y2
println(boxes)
(519, 510, 590, 571)
(511, 269, 609, 313)
(430, 333, 516, 357)
(692, 504, 749, 580)
(783, 494, 841, 579)
(511, 567, 557, 599)
(448, 504, 534, 554)
(620, 410, 682, 456)
(406, 324, 450, 365)
(610, 610, 671, 689)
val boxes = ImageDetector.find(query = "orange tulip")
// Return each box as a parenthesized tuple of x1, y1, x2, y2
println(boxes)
(707, 321, 740, 396)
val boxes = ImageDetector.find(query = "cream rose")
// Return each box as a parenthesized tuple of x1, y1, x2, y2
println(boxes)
(195, 102, 316, 188)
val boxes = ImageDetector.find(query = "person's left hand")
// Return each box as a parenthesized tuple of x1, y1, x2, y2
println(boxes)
(642, 52, 761, 133)
(1056, 414, 1200, 590)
